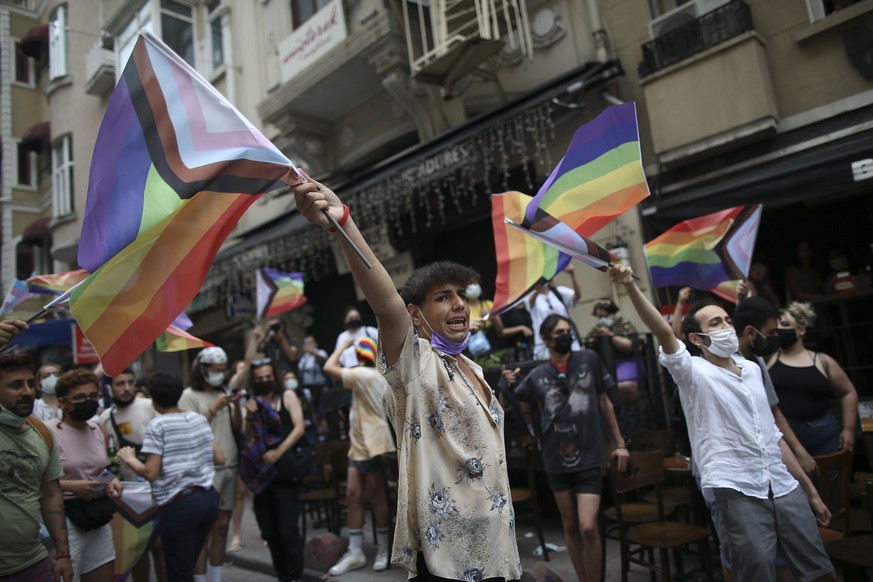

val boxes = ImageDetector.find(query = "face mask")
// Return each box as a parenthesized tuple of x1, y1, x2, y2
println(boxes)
(776, 328, 798, 349)
(40, 374, 58, 396)
(346, 319, 362, 331)
(418, 310, 470, 356)
(465, 284, 482, 300)
(0, 404, 28, 428)
(253, 381, 274, 396)
(751, 328, 780, 358)
(204, 371, 225, 388)
(553, 332, 574, 355)
(284, 378, 299, 391)
(696, 327, 739, 359)
(68, 400, 99, 422)
(598, 316, 614, 328)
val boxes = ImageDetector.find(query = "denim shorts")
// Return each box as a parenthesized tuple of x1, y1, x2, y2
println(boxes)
(546, 467, 602, 494)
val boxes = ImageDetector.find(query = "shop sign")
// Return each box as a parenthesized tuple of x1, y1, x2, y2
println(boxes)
(72, 324, 99, 365)
(398, 145, 473, 184)
(279, 0, 347, 83)
(852, 159, 873, 182)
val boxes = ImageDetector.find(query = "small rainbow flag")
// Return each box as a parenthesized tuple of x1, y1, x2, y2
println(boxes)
(70, 31, 302, 376)
(156, 324, 213, 352)
(256, 268, 307, 319)
(522, 102, 650, 238)
(111, 481, 160, 581)
(490, 192, 571, 315)
(644, 204, 763, 290)
(27, 270, 89, 295)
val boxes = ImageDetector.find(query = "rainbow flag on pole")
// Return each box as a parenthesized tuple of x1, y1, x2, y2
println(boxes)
(644, 204, 763, 290)
(27, 270, 89, 295)
(70, 31, 302, 376)
(256, 268, 307, 319)
(522, 102, 650, 238)
(156, 324, 213, 352)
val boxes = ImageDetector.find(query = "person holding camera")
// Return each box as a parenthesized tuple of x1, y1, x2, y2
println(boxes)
(179, 347, 242, 582)
(260, 320, 300, 377)
(502, 314, 627, 582)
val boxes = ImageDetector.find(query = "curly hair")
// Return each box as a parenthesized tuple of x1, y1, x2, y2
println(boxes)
(784, 301, 817, 328)
(56, 369, 99, 399)
(399, 261, 479, 307)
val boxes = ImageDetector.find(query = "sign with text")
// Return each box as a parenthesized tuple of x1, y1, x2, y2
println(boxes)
(72, 324, 100, 365)
(279, 0, 347, 83)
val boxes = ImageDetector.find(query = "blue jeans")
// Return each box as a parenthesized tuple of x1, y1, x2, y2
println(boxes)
(160, 487, 219, 582)
(788, 411, 840, 456)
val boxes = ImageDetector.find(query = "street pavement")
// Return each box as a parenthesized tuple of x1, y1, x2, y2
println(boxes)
(224, 499, 715, 582)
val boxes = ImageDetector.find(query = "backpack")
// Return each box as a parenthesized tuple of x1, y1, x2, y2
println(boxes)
(26, 416, 53, 451)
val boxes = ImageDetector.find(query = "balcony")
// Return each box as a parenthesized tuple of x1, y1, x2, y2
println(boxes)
(639, 0, 754, 78)
(639, 1, 778, 163)
(100, 0, 143, 37)
(85, 41, 115, 96)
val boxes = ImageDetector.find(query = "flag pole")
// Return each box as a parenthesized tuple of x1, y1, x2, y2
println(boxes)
(322, 210, 372, 270)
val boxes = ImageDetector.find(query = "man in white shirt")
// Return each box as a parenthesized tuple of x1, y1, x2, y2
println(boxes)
(612, 265, 835, 582)
(524, 264, 581, 359)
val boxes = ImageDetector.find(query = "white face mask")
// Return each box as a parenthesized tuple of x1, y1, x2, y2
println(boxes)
(40, 374, 59, 395)
(697, 327, 739, 359)
(205, 371, 225, 387)
(0, 404, 27, 428)
(598, 316, 614, 328)
(465, 284, 482, 300)
(284, 378, 299, 391)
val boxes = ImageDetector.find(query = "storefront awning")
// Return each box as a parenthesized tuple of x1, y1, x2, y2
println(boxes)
(21, 121, 50, 152)
(21, 216, 51, 244)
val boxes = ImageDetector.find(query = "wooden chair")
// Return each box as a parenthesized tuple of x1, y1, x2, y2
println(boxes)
(509, 437, 550, 561)
(300, 440, 349, 539)
(813, 448, 854, 541)
(824, 479, 873, 582)
(608, 450, 712, 582)
(630, 429, 692, 512)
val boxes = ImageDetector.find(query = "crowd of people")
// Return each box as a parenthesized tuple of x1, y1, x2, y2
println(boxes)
(0, 175, 864, 582)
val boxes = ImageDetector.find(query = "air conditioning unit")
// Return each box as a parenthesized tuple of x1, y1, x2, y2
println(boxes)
(649, 2, 700, 39)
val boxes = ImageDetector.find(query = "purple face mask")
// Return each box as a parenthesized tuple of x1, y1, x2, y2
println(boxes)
(418, 310, 471, 355)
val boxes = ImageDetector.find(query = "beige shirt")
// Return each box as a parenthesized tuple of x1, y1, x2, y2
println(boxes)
(340, 367, 395, 461)
(98, 398, 157, 481)
(381, 326, 521, 581)
(179, 388, 238, 468)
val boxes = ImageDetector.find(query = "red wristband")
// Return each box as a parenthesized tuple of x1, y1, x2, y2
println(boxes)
(328, 204, 350, 233)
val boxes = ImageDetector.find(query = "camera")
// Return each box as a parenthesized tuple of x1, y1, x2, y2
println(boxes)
(270, 322, 282, 332)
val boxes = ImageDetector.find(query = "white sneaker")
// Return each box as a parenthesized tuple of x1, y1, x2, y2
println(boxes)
(329, 550, 367, 576)
(372, 546, 389, 571)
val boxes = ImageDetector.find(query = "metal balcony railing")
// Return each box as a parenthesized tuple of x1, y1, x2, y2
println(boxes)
(639, 0, 754, 78)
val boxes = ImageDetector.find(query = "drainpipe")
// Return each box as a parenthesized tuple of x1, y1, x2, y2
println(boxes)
(587, 0, 609, 63)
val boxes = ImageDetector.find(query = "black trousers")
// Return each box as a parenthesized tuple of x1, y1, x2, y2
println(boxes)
(253, 480, 303, 582)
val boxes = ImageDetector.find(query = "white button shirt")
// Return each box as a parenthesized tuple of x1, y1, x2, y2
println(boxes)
(660, 342, 797, 501)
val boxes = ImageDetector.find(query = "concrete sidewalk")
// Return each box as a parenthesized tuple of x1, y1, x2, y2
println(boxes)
(225, 500, 714, 582)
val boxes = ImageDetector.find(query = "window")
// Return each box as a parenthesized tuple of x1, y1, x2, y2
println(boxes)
(52, 135, 73, 218)
(13, 40, 34, 86)
(806, 0, 861, 21)
(290, 0, 332, 30)
(207, 0, 225, 72)
(160, 0, 194, 66)
(15, 141, 37, 188)
(49, 4, 69, 80)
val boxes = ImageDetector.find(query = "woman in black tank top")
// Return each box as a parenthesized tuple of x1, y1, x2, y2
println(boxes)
(767, 302, 858, 457)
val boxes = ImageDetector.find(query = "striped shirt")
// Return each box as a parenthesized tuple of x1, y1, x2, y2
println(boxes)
(141, 411, 215, 506)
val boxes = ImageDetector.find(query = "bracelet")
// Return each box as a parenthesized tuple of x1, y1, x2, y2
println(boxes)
(615, 445, 627, 450)
(55, 553, 71, 560)
(327, 204, 350, 232)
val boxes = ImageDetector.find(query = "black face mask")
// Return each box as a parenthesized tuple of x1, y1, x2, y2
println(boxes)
(776, 328, 798, 349)
(69, 400, 100, 422)
(346, 319, 362, 331)
(553, 333, 574, 355)
(751, 330, 780, 358)
(252, 381, 274, 396)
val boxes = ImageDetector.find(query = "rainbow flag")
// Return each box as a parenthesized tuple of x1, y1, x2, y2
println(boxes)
(156, 324, 213, 352)
(256, 268, 307, 319)
(27, 270, 89, 295)
(111, 481, 160, 581)
(70, 31, 302, 376)
(644, 205, 763, 290)
(522, 102, 650, 238)
(490, 192, 571, 314)
(0, 279, 32, 314)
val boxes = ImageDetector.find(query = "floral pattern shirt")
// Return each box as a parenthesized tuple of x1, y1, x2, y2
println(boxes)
(380, 326, 521, 581)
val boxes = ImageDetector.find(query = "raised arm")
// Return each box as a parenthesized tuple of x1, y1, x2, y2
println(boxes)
(671, 287, 691, 340)
(564, 263, 581, 304)
(293, 172, 409, 363)
(323, 337, 354, 382)
(609, 265, 680, 354)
